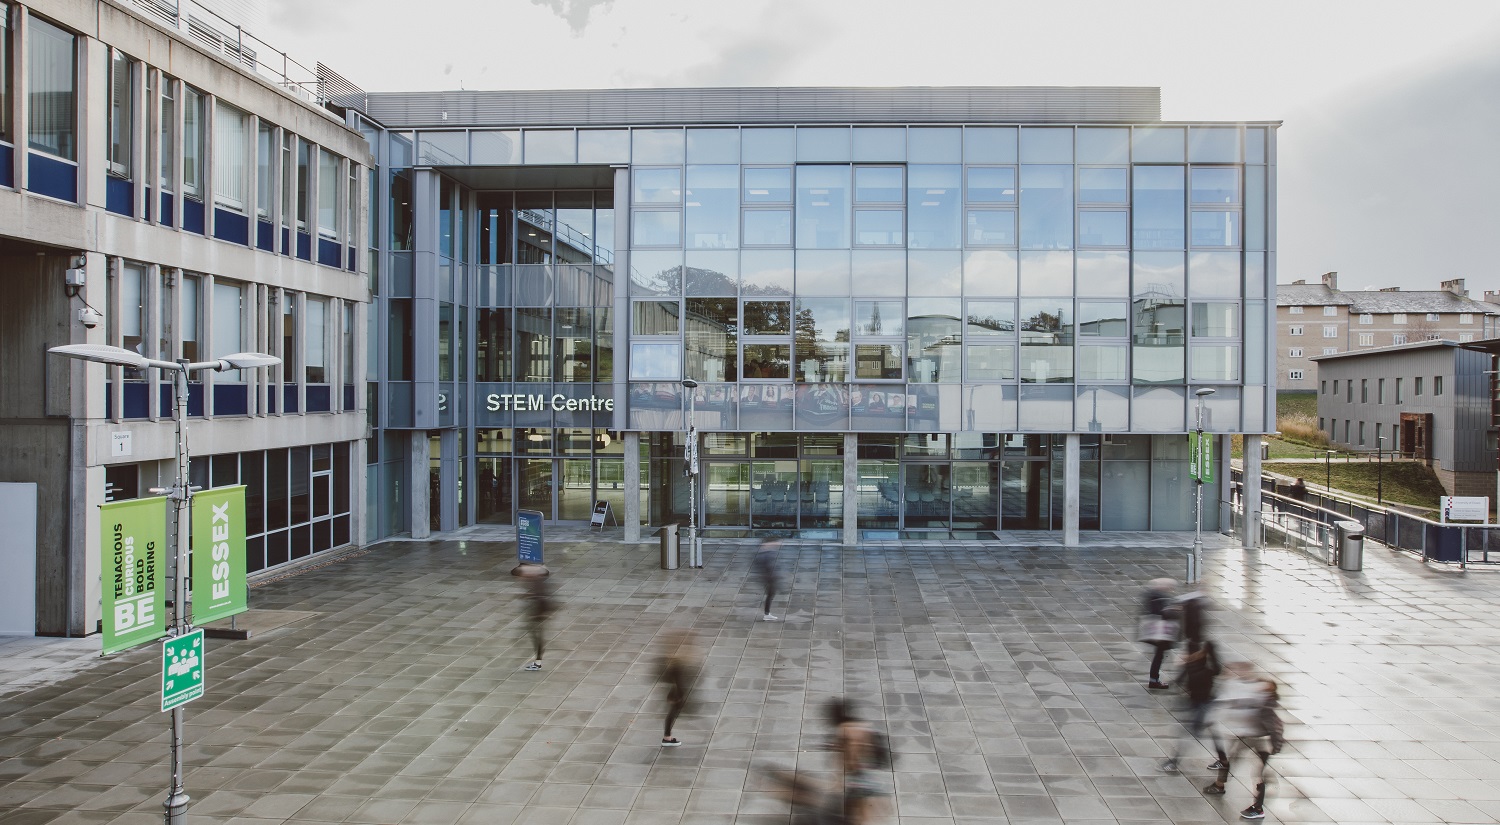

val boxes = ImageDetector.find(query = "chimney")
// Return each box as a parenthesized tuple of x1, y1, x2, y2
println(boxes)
(1321, 271, 1338, 290)
(1292, 279, 1306, 285)
(1379, 287, 1401, 292)
(1440, 278, 1468, 297)
(1485, 290, 1500, 304)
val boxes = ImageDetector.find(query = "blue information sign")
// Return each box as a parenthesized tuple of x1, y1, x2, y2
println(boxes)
(517, 509, 545, 565)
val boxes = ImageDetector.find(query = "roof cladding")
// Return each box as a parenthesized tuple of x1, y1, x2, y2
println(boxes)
(357, 86, 1165, 129)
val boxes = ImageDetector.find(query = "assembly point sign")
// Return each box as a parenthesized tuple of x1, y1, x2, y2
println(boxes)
(192, 486, 247, 625)
(101, 497, 168, 655)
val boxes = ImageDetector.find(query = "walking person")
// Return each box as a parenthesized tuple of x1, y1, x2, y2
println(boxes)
(1177, 586, 1209, 655)
(657, 630, 701, 747)
(1203, 666, 1284, 820)
(825, 697, 892, 825)
(1160, 639, 1222, 773)
(1139, 578, 1180, 690)
(519, 567, 554, 671)
(755, 537, 782, 621)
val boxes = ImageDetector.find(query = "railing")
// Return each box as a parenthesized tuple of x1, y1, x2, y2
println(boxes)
(1232, 470, 1500, 568)
(124, 0, 331, 105)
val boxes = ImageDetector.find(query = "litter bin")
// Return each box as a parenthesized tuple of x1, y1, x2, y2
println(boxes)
(1336, 521, 1364, 571)
(659, 524, 680, 570)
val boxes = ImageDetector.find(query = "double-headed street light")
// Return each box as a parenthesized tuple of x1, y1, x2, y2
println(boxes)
(680, 378, 702, 568)
(50, 344, 278, 825)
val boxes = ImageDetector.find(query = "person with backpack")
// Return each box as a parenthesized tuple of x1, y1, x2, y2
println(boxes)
(1139, 578, 1180, 690)
(1177, 587, 1209, 655)
(1160, 639, 1222, 773)
(825, 697, 892, 825)
(1203, 668, 1284, 820)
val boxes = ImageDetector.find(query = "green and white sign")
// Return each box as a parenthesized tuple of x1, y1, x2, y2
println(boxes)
(161, 629, 205, 711)
(101, 497, 168, 655)
(1189, 432, 1215, 484)
(191, 486, 247, 625)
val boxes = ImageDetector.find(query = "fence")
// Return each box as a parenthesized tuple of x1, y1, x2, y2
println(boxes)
(1232, 470, 1500, 569)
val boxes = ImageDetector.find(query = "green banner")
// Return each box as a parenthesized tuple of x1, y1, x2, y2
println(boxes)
(191, 486, 247, 625)
(101, 497, 168, 655)
(1189, 433, 1216, 484)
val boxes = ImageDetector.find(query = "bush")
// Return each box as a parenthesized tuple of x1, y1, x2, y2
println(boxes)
(1277, 412, 1329, 448)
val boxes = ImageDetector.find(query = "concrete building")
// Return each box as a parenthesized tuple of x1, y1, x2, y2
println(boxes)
(1312, 340, 1498, 497)
(0, 0, 372, 635)
(1277, 271, 1500, 392)
(344, 87, 1278, 545)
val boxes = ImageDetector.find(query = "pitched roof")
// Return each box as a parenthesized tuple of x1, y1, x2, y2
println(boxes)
(1343, 291, 1500, 315)
(1276, 283, 1351, 306)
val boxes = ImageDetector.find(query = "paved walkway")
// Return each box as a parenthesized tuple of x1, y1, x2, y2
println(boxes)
(2, 531, 1499, 824)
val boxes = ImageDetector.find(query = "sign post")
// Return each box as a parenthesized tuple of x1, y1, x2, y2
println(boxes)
(161, 629, 205, 712)
(1440, 496, 1489, 524)
(514, 509, 548, 575)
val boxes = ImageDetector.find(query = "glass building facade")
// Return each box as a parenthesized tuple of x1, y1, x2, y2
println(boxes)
(351, 87, 1276, 539)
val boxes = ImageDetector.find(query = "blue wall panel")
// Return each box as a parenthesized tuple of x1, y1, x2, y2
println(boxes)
(214, 208, 250, 245)
(183, 198, 206, 235)
(318, 238, 342, 268)
(26, 152, 78, 202)
(0, 144, 15, 188)
(105, 176, 134, 216)
(257, 219, 275, 251)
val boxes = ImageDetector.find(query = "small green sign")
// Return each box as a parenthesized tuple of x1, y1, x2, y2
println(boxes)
(101, 497, 168, 655)
(161, 629, 205, 711)
(1189, 433, 1215, 484)
(192, 486, 247, 625)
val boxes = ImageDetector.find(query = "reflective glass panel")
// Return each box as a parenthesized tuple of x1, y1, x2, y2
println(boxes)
(743, 300, 792, 335)
(908, 250, 962, 297)
(743, 166, 791, 202)
(963, 250, 1018, 296)
(907, 165, 962, 249)
(1019, 165, 1072, 250)
(1189, 251, 1241, 298)
(685, 165, 738, 249)
(1078, 301, 1128, 336)
(797, 127, 850, 161)
(853, 345, 902, 379)
(852, 250, 906, 296)
(907, 298, 962, 383)
(634, 167, 682, 203)
(966, 167, 1016, 203)
(1079, 345, 1128, 381)
(1019, 251, 1072, 297)
(685, 250, 739, 296)
(967, 344, 1015, 380)
(628, 250, 682, 295)
(908, 127, 961, 162)
(740, 250, 794, 295)
(686, 128, 739, 163)
(577, 129, 629, 163)
(1245, 128, 1266, 164)
(1075, 128, 1129, 163)
(966, 210, 1016, 246)
(1189, 127, 1240, 163)
(1075, 251, 1129, 297)
(1191, 211, 1241, 248)
(741, 128, 795, 163)
(629, 343, 681, 380)
(743, 210, 792, 246)
(1078, 211, 1127, 247)
(966, 301, 1016, 336)
(632, 129, 685, 164)
(632, 210, 681, 246)
(855, 167, 904, 202)
(1079, 167, 1127, 203)
(1191, 302, 1240, 337)
(854, 301, 905, 336)
(1132, 166, 1185, 249)
(1192, 167, 1241, 204)
(963, 127, 1017, 163)
(796, 165, 851, 248)
(743, 344, 791, 379)
(855, 210, 904, 246)
(1133, 127, 1185, 162)
(524, 130, 575, 164)
(686, 298, 737, 383)
(853, 127, 906, 161)
(796, 250, 851, 296)
(1019, 127, 1073, 163)
(1190, 345, 1240, 381)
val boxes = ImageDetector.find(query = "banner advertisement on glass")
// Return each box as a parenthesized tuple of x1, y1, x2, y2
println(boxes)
(191, 485, 248, 625)
(101, 497, 169, 655)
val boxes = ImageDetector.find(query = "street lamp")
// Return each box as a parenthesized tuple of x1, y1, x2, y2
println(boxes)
(49, 344, 278, 825)
(681, 378, 702, 568)
(1325, 449, 1336, 497)
(1192, 387, 1216, 583)
(1377, 436, 1386, 505)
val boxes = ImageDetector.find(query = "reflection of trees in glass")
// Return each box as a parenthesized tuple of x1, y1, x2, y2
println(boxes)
(683, 266, 735, 295)
(744, 301, 791, 335)
(629, 264, 683, 295)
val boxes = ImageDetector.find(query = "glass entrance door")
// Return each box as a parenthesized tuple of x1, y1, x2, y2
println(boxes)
(519, 458, 553, 519)
(903, 463, 951, 528)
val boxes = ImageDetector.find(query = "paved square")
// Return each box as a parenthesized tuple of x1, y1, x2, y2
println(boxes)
(2, 531, 1499, 824)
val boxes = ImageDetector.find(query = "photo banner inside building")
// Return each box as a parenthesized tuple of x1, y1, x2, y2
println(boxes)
(101, 496, 168, 655)
(191, 485, 248, 625)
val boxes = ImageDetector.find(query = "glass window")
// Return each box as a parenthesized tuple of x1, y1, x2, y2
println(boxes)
(306, 298, 326, 383)
(1079, 345, 1128, 381)
(632, 129, 684, 164)
(742, 210, 791, 246)
(908, 127, 961, 162)
(854, 166, 903, 203)
(1075, 251, 1129, 297)
(685, 165, 738, 249)
(523, 129, 575, 164)
(685, 299, 736, 383)
(1019, 251, 1072, 297)
(907, 250, 961, 297)
(907, 298, 962, 382)
(686, 128, 739, 163)
(1075, 128, 1129, 163)
(1078, 301, 1128, 336)
(183, 87, 204, 197)
(741, 128, 794, 163)
(159, 78, 174, 191)
(853, 127, 905, 161)
(571, 129, 625, 163)
(1190, 345, 1240, 381)
(1188, 251, 1241, 297)
(685, 250, 738, 296)
(27, 16, 75, 160)
(0, 8, 10, 142)
(634, 167, 682, 204)
(794, 298, 850, 382)
(797, 127, 850, 161)
(1132, 166, 1184, 249)
(966, 301, 1015, 336)
(852, 249, 906, 296)
(966, 210, 1016, 247)
(629, 342, 681, 380)
(796, 250, 850, 296)
(744, 300, 792, 335)
(213, 282, 243, 378)
(1191, 167, 1240, 204)
(966, 344, 1015, 381)
(853, 344, 902, 379)
(966, 167, 1015, 203)
(318, 149, 339, 236)
(1019, 300, 1073, 383)
(295, 139, 310, 227)
(181, 275, 200, 362)
(854, 300, 904, 337)
(963, 249, 1017, 296)
(742, 343, 791, 379)
(256, 122, 273, 217)
(632, 210, 681, 247)
(854, 210, 904, 246)
(210, 103, 248, 210)
(1191, 211, 1241, 247)
(743, 166, 791, 203)
(907, 165, 961, 249)
(633, 300, 680, 335)
(1133, 127, 1185, 163)
(1189, 127, 1240, 163)
(740, 251, 793, 295)
(107, 48, 132, 176)
(1019, 165, 1072, 250)
(1191, 302, 1239, 337)
(1077, 211, 1126, 247)
(795, 165, 851, 248)
(1078, 167, 1127, 203)
(1019, 127, 1072, 163)
(120, 263, 145, 375)
(963, 127, 1017, 163)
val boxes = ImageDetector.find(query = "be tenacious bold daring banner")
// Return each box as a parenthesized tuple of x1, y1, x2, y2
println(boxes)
(191, 486, 247, 625)
(101, 497, 168, 655)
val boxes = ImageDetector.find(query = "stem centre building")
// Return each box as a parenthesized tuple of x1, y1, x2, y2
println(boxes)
(350, 86, 1277, 544)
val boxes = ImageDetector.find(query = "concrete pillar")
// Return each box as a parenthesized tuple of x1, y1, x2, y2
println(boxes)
(410, 431, 430, 539)
(1064, 434, 1080, 546)
(1217, 434, 1233, 531)
(439, 429, 458, 532)
(624, 431, 641, 542)
(1242, 434, 1263, 547)
(843, 433, 858, 546)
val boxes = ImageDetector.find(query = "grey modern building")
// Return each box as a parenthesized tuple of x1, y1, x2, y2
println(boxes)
(344, 86, 1279, 545)
(1312, 340, 1499, 498)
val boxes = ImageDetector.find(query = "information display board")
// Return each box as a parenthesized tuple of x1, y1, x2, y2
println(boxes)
(517, 509, 545, 565)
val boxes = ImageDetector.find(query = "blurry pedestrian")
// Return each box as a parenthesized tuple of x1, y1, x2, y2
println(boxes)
(1160, 639, 1222, 773)
(1139, 578, 1180, 690)
(519, 567, 553, 671)
(1203, 665, 1284, 820)
(825, 697, 892, 825)
(657, 630, 701, 747)
(1177, 586, 1209, 655)
(755, 537, 782, 621)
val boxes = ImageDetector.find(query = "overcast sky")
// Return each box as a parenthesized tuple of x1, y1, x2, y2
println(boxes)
(263, 0, 1500, 294)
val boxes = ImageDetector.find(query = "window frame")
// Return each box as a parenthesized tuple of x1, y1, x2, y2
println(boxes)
(106, 46, 133, 178)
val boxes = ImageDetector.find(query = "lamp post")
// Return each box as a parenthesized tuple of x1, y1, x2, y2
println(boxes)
(681, 378, 702, 568)
(1377, 436, 1386, 505)
(1325, 449, 1336, 497)
(1192, 388, 1216, 583)
(49, 344, 278, 825)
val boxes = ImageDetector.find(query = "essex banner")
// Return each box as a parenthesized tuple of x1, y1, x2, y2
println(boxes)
(101, 497, 168, 655)
(191, 485, 247, 625)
